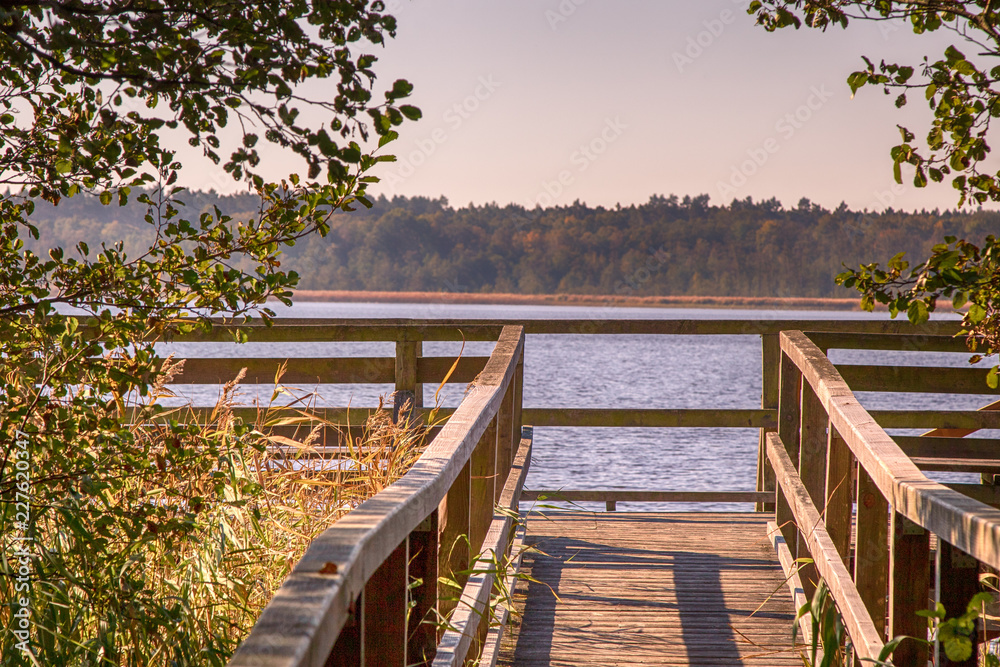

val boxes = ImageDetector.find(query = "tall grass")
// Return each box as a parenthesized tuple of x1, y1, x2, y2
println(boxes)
(1, 360, 432, 667)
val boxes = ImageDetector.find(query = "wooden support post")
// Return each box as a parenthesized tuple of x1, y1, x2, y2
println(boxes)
(470, 416, 498, 555)
(797, 383, 826, 599)
(364, 540, 408, 666)
(495, 382, 515, 503)
(776, 353, 802, 555)
(513, 355, 523, 438)
(855, 466, 889, 640)
(889, 513, 930, 666)
(407, 511, 439, 667)
(325, 593, 363, 667)
(439, 460, 471, 626)
(606, 500, 617, 512)
(758, 333, 780, 511)
(938, 541, 980, 667)
(825, 427, 853, 567)
(394, 340, 421, 423)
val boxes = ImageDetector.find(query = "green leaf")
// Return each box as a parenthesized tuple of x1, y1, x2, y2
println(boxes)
(907, 299, 929, 325)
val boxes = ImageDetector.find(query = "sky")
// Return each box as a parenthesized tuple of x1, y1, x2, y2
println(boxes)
(183, 1, 992, 212)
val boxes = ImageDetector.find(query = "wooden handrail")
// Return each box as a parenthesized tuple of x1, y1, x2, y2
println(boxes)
(227, 325, 525, 667)
(779, 330, 1000, 568)
(774, 329, 1000, 666)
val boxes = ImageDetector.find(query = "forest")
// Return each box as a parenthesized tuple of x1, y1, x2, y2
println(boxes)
(22, 190, 1000, 298)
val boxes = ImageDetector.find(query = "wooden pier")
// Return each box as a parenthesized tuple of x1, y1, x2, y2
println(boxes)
(157, 317, 1000, 667)
(497, 512, 802, 666)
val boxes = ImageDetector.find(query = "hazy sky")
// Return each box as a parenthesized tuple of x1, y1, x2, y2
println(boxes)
(186, 1, 991, 212)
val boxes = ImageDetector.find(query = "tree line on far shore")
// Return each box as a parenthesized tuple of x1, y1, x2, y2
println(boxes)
(26, 190, 999, 298)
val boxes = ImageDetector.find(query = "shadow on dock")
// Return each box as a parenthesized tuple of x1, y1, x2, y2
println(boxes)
(500, 512, 801, 666)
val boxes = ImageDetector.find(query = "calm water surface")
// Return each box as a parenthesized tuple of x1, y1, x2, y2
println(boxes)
(157, 302, 994, 510)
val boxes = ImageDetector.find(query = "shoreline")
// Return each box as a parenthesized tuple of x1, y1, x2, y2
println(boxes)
(287, 290, 863, 311)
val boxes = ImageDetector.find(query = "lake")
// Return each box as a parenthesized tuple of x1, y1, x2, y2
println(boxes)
(157, 301, 994, 510)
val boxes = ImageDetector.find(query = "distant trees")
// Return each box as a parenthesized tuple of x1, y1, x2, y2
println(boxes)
(24, 191, 998, 300)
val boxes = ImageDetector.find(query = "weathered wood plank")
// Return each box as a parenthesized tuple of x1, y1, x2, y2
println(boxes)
(364, 540, 407, 665)
(836, 364, 1000, 394)
(758, 333, 780, 512)
(807, 331, 969, 353)
(408, 511, 439, 667)
(870, 410, 1000, 429)
(498, 512, 803, 666)
(825, 429, 853, 567)
(519, 490, 771, 504)
(520, 408, 776, 428)
(433, 431, 532, 667)
(889, 513, 930, 667)
(894, 436, 1000, 459)
(766, 433, 887, 663)
(147, 317, 964, 343)
(937, 540, 980, 667)
(855, 465, 889, 640)
(228, 326, 524, 667)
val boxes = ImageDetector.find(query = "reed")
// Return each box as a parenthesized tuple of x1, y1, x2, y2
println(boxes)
(1, 359, 433, 667)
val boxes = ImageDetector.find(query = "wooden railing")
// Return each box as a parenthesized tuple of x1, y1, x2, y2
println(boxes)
(151, 317, 1000, 664)
(225, 325, 526, 667)
(767, 330, 1000, 666)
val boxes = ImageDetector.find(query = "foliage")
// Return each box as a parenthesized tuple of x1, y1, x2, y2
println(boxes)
(918, 591, 999, 664)
(0, 1, 418, 664)
(0, 362, 432, 666)
(748, 1, 1000, 378)
(837, 234, 1000, 385)
(748, 1, 1000, 206)
(794, 579, 902, 667)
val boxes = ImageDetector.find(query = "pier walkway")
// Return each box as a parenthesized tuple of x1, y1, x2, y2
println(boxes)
(497, 512, 801, 666)
(166, 318, 1000, 667)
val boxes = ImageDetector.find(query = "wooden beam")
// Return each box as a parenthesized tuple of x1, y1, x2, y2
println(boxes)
(937, 541, 980, 667)
(836, 364, 1000, 394)
(758, 333, 780, 511)
(766, 433, 887, 663)
(889, 513, 930, 667)
(519, 407, 776, 428)
(364, 540, 408, 666)
(855, 465, 889, 641)
(825, 428, 854, 567)
(870, 410, 1000, 430)
(806, 332, 969, 353)
(519, 490, 771, 503)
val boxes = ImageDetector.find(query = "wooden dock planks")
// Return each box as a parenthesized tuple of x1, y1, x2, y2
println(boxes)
(497, 512, 802, 666)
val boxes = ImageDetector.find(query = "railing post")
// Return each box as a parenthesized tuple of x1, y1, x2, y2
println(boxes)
(889, 512, 930, 666)
(470, 415, 498, 554)
(495, 380, 515, 503)
(757, 333, 779, 511)
(327, 593, 363, 666)
(854, 466, 889, 641)
(796, 383, 826, 598)
(364, 540, 408, 665)
(776, 350, 802, 555)
(824, 427, 853, 566)
(439, 458, 471, 628)
(407, 510, 439, 666)
(394, 339, 422, 423)
(937, 541, 980, 667)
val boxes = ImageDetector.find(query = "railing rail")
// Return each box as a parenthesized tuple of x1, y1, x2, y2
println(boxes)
(768, 330, 1000, 666)
(227, 325, 525, 667)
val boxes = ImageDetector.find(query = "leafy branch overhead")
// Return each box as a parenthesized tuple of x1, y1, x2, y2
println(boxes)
(0, 2, 419, 665)
(749, 0, 1000, 206)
